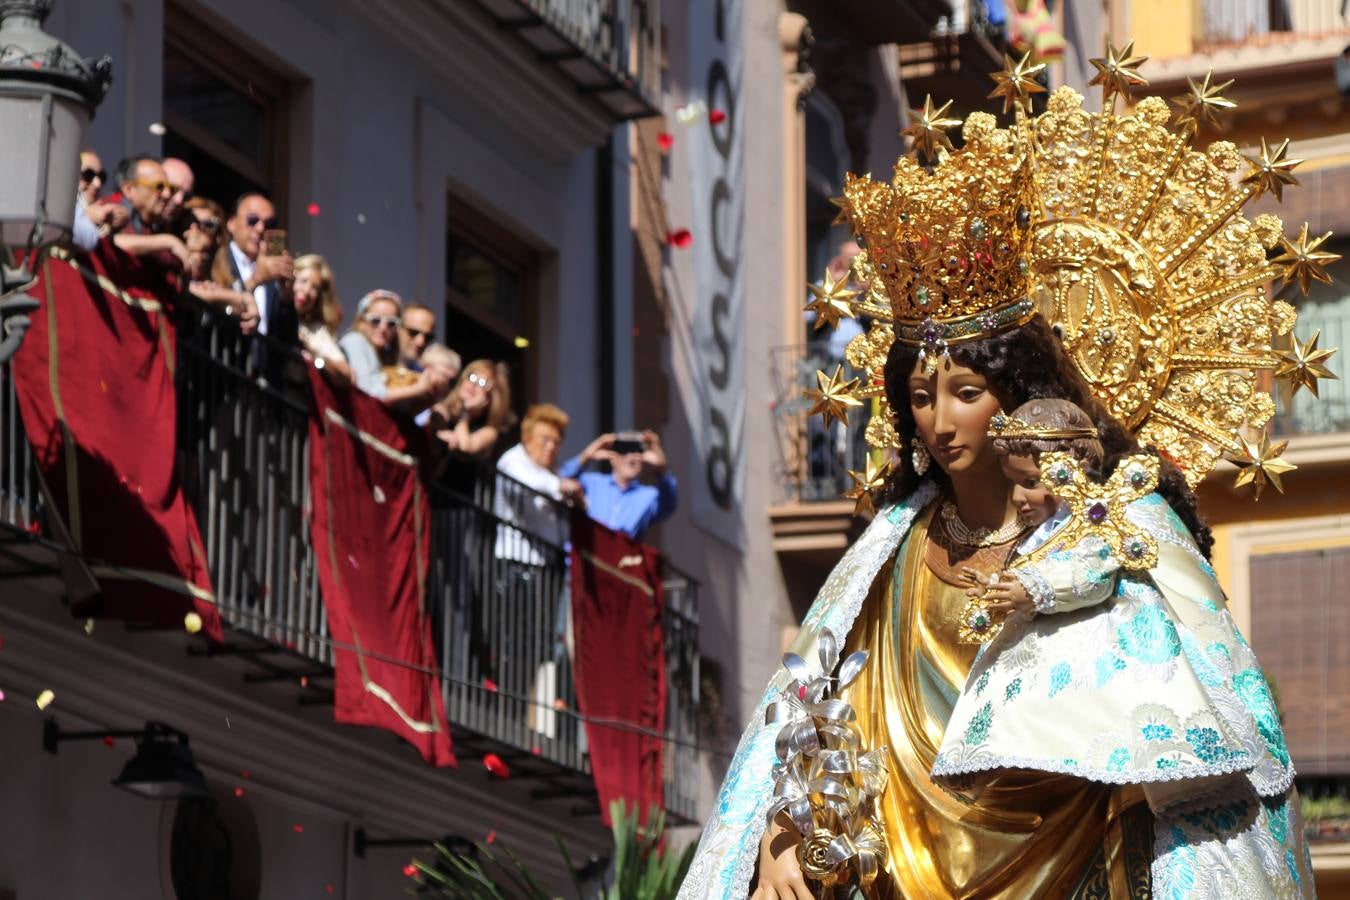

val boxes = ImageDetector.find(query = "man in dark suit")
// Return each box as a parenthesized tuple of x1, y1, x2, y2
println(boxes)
(222, 193, 298, 383)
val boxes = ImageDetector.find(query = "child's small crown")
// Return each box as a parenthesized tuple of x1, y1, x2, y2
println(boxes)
(988, 413, 1099, 442)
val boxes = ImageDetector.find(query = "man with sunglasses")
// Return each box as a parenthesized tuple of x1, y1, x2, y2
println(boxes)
(89, 154, 192, 268)
(223, 193, 298, 380)
(399, 302, 437, 370)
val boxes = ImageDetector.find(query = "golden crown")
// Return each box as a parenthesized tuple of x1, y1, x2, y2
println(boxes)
(987, 413, 1099, 442)
(804, 45, 1342, 510)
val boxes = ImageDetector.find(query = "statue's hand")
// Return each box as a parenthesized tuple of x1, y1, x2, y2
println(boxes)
(752, 813, 814, 900)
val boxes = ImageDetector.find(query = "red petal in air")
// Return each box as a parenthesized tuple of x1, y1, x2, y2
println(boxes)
(483, 753, 510, 779)
(656, 132, 674, 152)
(709, 109, 727, 124)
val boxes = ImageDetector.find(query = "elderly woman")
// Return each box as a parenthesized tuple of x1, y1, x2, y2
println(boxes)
(337, 290, 447, 411)
(291, 254, 350, 383)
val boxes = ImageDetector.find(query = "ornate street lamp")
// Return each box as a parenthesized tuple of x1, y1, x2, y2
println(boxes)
(0, 0, 110, 362)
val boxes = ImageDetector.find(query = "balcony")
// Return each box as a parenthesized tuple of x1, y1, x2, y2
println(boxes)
(896, 0, 1009, 118)
(0, 301, 700, 824)
(769, 342, 870, 567)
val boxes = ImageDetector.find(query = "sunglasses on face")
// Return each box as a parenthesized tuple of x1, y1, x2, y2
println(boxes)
(467, 372, 492, 390)
(80, 168, 106, 183)
(244, 213, 279, 229)
(364, 315, 401, 329)
(190, 216, 220, 234)
(402, 326, 433, 341)
(131, 178, 172, 194)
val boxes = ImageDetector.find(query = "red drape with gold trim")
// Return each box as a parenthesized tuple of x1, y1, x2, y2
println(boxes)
(307, 368, 455, 766)
(11, 242, 221, 641)
(570, 514, 667, 824)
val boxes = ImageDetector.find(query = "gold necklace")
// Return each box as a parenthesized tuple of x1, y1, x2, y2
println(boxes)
(938, 501, 1026, 548)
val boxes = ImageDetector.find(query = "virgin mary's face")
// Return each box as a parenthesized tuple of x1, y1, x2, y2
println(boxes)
(907, 356, 1004, 476)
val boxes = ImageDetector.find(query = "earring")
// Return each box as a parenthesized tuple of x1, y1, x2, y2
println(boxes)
(911, 438, 930, 476)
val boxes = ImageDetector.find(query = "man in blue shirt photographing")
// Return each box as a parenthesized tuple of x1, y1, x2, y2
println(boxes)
(559, 429, 678, 542)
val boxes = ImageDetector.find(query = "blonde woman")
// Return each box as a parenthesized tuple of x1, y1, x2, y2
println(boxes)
(292, 254, 351, 383)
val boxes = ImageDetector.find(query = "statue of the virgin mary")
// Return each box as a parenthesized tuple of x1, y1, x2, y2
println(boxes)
(679, 48, 1336, 899)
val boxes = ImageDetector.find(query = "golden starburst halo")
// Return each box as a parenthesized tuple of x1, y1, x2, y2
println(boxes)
(1240, 137, 1302, 202)
(1276, 330, 1338, 399)
(1088, 40, 1149, 103)
(1172, 68, 1235, 131)
(1226, 432, 1296, 499)
(805, 365, 862, 428)
(843, 456, 891, 517)
(804, 267, 860, 330)
(987, 51, 1047, 115)
(1273, 223, 1341, 295)
(902, 95, 962, 159)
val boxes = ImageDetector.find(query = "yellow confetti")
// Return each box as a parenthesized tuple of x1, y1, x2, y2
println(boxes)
(184, 612, 203, 634)
(36, 689, 55, 710)
(83, 619, 94, 635)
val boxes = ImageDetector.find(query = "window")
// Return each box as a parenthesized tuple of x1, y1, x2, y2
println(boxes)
(445, 199, 539, 426)
(162, 9, 288, 212)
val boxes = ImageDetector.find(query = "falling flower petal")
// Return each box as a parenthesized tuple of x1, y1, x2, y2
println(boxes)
(103, 736, 116, 747)
(36, 689, 54, 710)
(184, 612, 203, 634)
(0, 690, 6, 702)
(656, 132, 674, 152)
(553, 698, 567, 710)
(486, 830, 497, 844)
(667, 228, 693, 249)
(307, 202, 321, 217)
(300, 676, 309, 688)
(293, 823, 304, 833)
(325, 886, 335, 895)
(83, 619, 95, 635)
(709, 108, 727, 125)
(483, 677, 498, 693)
(240, 770, 251, 779)
(148, 122, 167, 136)
(483, 753, 510, 779)
(402, 863, 417, 878)
(234, 787, 245, 797)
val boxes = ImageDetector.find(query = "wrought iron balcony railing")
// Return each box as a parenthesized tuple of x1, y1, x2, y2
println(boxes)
(771, 341, 872, 505)
(0, 298, 700, 821)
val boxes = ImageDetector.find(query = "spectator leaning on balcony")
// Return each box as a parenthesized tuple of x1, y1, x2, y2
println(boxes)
(72, 149, 129, 250)
(292, 254, 351, 382)
(176, 197, 258, 332)
(161, 157, 194, 226)
(560, 430, 677, 542)
(400, 302, 437, 371)
(339, 290, 448, 411)
(431, 359, 514, 500)
(495, 403, 585, 563)
(102, 155, 191, 268)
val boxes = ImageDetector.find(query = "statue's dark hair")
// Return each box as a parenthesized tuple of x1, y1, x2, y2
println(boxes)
(882, 315, 1214, 559)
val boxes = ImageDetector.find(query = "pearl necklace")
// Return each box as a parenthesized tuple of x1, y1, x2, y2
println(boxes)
(938, 502, 1026, 548)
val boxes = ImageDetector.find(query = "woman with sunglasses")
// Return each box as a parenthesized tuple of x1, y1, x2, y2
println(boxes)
(71, 149, 129, 249)
(338, 290, 449, 411)
(430, 359, 515, 501)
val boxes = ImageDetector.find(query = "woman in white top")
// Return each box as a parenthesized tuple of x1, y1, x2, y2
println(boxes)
(293, 254, 351, 383)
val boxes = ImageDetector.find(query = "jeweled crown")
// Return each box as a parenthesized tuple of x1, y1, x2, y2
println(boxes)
(838, 113, 1037, 336)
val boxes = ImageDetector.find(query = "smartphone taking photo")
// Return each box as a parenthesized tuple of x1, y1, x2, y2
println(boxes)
(611, 431, 646, 455)
(263, 228, 288, 257)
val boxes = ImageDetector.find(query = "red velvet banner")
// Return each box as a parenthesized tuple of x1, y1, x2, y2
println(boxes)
(307, 368, 455, 767)
(570, 514, 667, 825)
(11, 242, 221, 641)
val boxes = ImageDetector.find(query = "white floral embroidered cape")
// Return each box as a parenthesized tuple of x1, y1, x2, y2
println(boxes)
(676, 486, 1315, 900)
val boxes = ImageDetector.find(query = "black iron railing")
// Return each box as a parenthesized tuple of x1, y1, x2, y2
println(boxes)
(771, 340, 871, 504)
(1, 298, 700, 821)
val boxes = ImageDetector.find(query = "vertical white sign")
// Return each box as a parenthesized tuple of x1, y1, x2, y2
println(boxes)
(685, 0, 746, 548)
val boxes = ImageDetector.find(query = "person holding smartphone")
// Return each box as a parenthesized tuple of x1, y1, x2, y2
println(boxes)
(557, 429, 678, 542)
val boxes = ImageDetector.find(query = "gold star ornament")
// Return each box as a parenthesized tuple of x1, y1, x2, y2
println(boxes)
(1276, 330, 1338, 399)
(843, 456, 891, 517)
(805, 365, 862, 428)
(987, 51, 1047, 115)
(1088, 40, 1149, 103)
(1241, 137, 1302, 202)
(1172, 68, 1235, 131)
(902, 95, 962, 159)
(1273, 223, 1340, 295)
(804, 267, 860, 330)
(1226, 433, 1296, 499)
